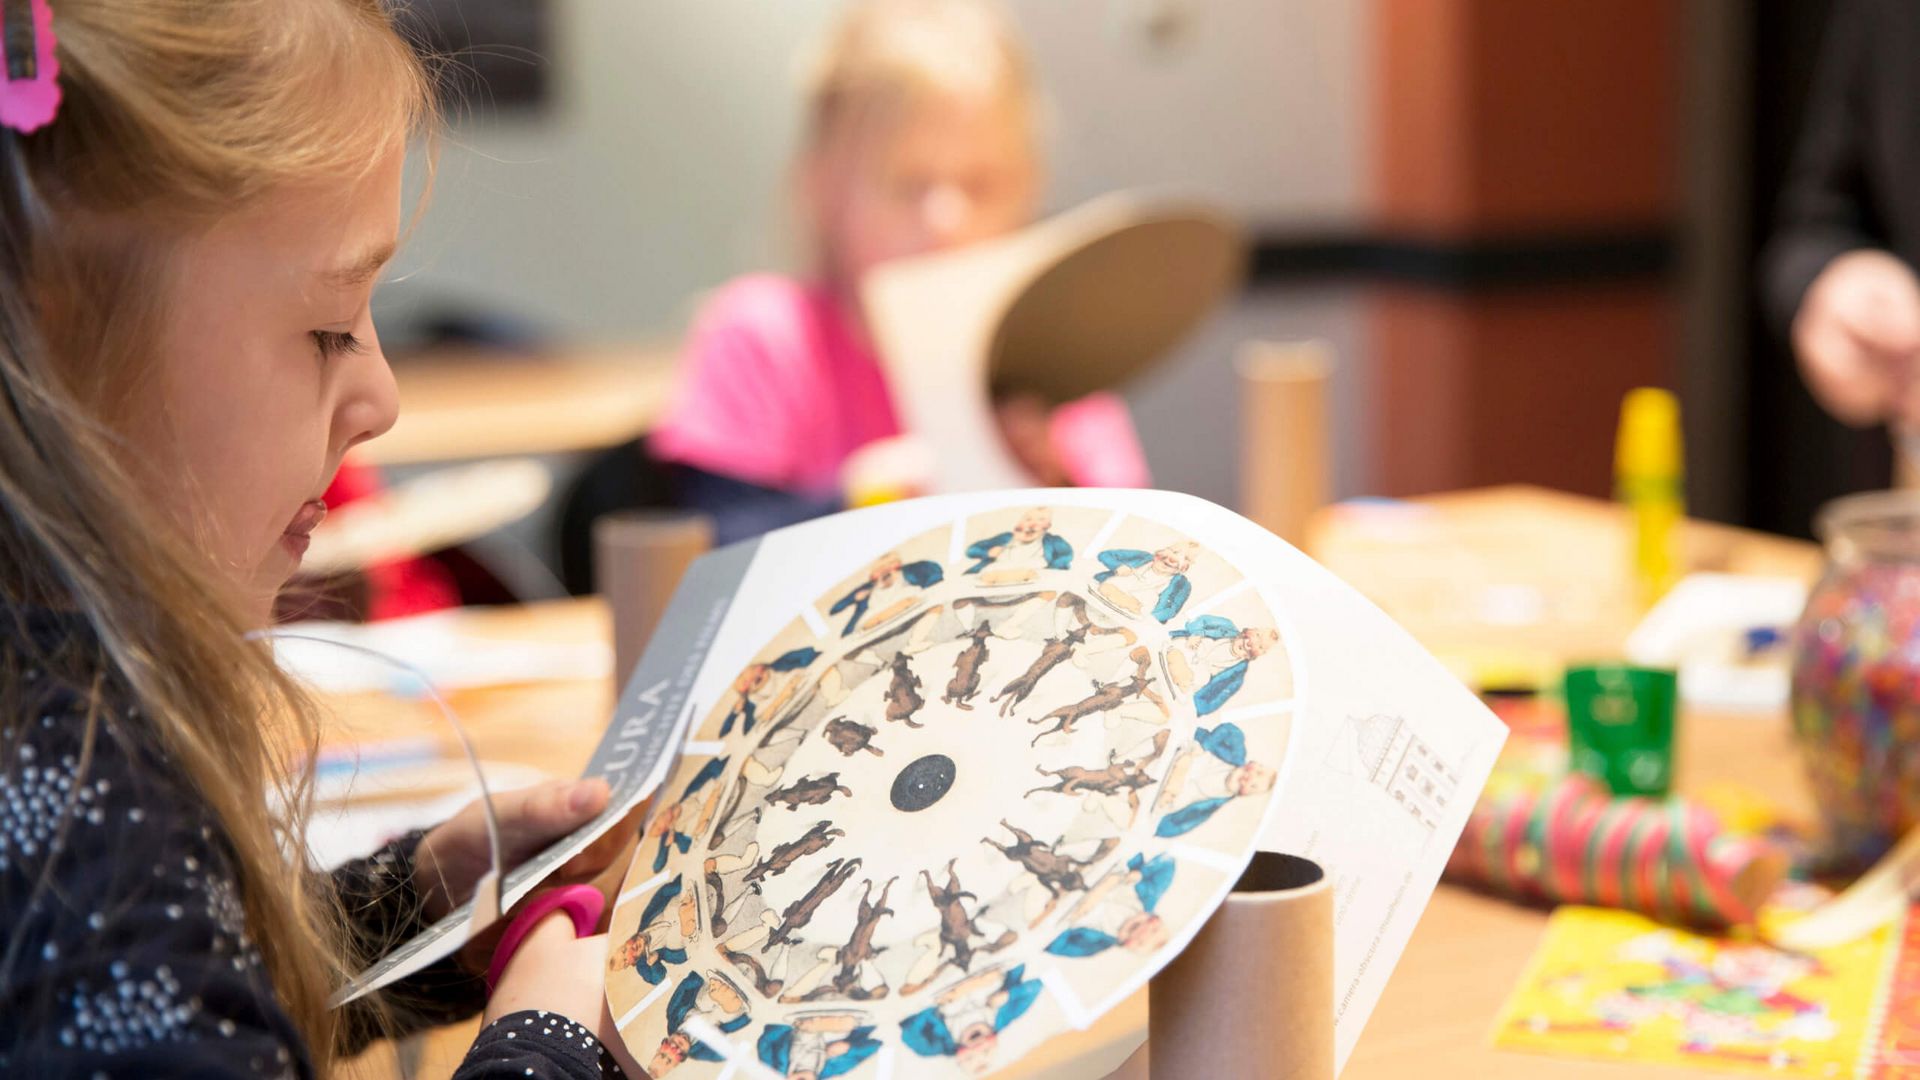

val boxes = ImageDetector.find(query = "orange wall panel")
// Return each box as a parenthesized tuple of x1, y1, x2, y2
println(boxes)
(1374, 0, 1677, 235)
(1372, 285, 1675, 498)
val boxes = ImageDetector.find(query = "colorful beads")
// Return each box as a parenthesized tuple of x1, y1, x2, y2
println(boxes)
(1790, 557, 1920, 864)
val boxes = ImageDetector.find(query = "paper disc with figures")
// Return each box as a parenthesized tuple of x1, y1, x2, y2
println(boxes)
(605, 503, 1295, 1078)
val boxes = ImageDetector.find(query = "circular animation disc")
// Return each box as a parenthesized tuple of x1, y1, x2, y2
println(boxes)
(606, 502, 1294, 1078)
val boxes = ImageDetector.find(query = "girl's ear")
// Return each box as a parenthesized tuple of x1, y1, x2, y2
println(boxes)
(797, 148, 838, 236)
(797, 145, 850, 284)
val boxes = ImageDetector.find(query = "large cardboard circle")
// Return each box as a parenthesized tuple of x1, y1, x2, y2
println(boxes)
(605, 500, 1294, 1078)
(989, 211, 1244, 403)
(860, 196, 1246, 491)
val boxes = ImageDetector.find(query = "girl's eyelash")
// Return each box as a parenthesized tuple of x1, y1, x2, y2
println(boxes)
(311, 330, 364, 360)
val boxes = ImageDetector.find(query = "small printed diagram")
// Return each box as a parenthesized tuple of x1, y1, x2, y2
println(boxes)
(1326, 714, 1458, 831)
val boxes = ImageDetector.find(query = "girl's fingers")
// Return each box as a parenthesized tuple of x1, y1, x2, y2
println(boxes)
(506, 778, 608, 838)
(553, 801, 647, 879)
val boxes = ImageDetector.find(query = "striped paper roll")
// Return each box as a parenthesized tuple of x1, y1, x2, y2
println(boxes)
(1446, 772, 1786, 928)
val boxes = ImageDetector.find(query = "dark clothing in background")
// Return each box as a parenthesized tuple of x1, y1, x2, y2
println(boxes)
(1760, 0, 1920, 339)
(672, 465, 842, 547)
(1747, 0, 1908, 535)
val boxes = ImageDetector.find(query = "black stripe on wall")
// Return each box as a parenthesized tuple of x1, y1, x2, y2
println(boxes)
(1248, 229, 1674, 290)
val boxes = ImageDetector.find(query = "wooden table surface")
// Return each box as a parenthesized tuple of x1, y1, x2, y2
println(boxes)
(360, 344, 679, 467)
(337, 485, 1829, 1079)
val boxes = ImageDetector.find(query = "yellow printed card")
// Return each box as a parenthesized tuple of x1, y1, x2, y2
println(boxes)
(1495, 906, 1895, 1077)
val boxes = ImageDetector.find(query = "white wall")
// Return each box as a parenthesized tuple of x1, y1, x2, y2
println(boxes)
(1017, 0, 1365, 222)
(387, 0, 1368, 330)
(381, 0, 1374, 505)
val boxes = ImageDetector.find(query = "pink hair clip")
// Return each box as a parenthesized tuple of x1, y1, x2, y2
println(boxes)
(1, 0, 61, 134)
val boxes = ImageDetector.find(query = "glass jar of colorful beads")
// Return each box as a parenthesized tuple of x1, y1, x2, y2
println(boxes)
(1791, 490, 1920, 867)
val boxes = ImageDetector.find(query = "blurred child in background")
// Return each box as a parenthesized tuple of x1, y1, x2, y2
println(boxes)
(650, 0, 1150, 543)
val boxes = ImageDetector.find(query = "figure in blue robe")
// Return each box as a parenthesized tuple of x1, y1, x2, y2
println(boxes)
(1170, 614, 1252, 717)
(964, 530, 1073, 574)
(756, 1022, 881, 1078)
(1045, 853, 1176, 958)
(899, 965, 1044, 1059)
(1155, 723, 1249, 838)
(829, 559, 944, 636)
(1093, 549, 1192, 623)
(624, 875, 688, 985)
(664, 971, 751, 1062)
(720, 646, 820, 737)
(653, 756, 728, 872)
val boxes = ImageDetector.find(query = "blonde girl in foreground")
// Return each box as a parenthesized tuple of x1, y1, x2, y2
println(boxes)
(0, 1, 638, 1075)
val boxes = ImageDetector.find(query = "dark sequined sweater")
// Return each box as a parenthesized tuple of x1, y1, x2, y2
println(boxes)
(0, 612, 624, 1078)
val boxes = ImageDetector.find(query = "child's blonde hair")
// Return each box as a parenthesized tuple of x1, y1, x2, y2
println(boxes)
(802, 0, 1039, 155)
(0, 0, 433, 1065)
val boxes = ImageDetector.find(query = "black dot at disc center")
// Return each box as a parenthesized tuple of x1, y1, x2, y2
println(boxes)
(891, 754, 956, 812)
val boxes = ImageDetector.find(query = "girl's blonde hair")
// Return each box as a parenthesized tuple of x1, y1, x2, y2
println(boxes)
(0, 0, 434, 1067)
(802, 0, 1039, 158)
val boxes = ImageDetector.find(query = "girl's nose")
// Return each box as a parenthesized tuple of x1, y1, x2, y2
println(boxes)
(341, 328, 400, 454)
(923, 183, 974, 245)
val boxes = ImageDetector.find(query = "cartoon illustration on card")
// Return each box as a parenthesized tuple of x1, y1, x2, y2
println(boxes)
(757, 1009, 883, 1078)
(1153, 724, 1280, 840)
(825, 543, 948, 638)
(899, 963, 1045, 1075)
(963, 506, 1074, 585)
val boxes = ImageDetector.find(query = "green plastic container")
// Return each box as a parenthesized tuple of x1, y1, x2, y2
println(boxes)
(1564, 664, 1678, 797)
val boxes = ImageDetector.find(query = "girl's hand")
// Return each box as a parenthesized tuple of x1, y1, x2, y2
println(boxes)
(414, 778, 645, 971)
(416, 778, 614, 918)
(484, 921, 645, 1078)
(993, 394, 1071, 486)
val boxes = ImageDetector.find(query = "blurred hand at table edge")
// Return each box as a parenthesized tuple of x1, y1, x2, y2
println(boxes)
(410, 777, 650, 973)
(837, 395, 1072, 507)
(483, 920, 646, 1078)
(993, 392, 1073, 487)
(1793, 249, 1920, 428)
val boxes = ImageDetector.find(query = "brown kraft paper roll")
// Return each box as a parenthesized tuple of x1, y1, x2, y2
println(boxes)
(1238, 342, 1332, 551)
(593, 510, 713, 685)
(1149, 852, 1334, 1080)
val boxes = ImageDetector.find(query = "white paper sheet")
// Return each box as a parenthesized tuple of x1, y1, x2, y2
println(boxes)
(330, 489, 1504, 1070)
(599, 490, 1504, 1073)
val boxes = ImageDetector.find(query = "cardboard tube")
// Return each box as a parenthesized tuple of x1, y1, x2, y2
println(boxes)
(593, 510, 712, 686)
(1238, 342, 1332, 549)
(1149, 852, 1334, 1080)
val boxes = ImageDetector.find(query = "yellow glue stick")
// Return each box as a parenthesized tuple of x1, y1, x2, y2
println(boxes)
(1615, 387, 1684, 609)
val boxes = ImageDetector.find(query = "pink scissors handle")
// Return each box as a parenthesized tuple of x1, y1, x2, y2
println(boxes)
(484, 884, 607, 992)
